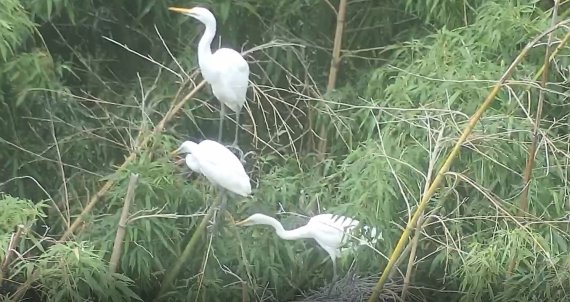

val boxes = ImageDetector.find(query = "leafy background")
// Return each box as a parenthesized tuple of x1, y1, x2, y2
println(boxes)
(2, 0, 570, 301)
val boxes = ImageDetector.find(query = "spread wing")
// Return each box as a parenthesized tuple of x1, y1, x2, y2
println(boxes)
(307, 214, 360, 251)
(307, 214, 381, 256)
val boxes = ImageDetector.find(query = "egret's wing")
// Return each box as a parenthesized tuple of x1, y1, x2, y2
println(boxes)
(308, 214, 382, 253)
(196, 140, 244, 170)
(306, 214, 360, 250)
(211, 48, 249, 112)
(193, 140, 251, 196)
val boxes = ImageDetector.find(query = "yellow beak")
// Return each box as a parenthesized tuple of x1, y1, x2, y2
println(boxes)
(168, 7, 194, 14)
(170, 146, 182, 156)
(234, 219, 249, 226)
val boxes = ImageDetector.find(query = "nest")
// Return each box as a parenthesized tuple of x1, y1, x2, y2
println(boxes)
(289, 272, 404, 302)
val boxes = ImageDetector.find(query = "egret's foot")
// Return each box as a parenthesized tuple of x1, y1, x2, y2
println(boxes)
(207, 209, 223, 235)
(326, 272, 338, 297)
(225, 143, 245, 163)
(326, 282, 335, 297)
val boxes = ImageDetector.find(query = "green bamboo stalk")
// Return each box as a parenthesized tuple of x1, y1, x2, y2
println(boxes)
(366, 19, 570, 302)
(317, 0, 348, 160)
(109, 173, 139, 274)
(153, 194, 224, 301)
(508, 0, 560, 277)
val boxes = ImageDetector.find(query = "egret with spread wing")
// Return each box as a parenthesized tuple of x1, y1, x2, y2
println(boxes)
(235, 213, 381, 294)
(168, 6, 249, 154)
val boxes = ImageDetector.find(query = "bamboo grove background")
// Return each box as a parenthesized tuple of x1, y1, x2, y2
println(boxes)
(2, 0, 570, 301)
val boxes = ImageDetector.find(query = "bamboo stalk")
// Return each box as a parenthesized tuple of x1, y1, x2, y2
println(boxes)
(0, 225, 24, 286)
(109, 173, 139, 274)
(366, 19, 570, 302)
(60, 80, 205, 241)
(241, 281, 249, 302)
(518, 0, 559, 217)
(400, 127, 444, 300)
(317, 0, 348, 159)
(508, 0, 560, 277)
(153, 196, 222, 301)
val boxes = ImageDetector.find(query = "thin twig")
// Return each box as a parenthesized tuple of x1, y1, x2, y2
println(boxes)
(194, 229, 215, 302)
(109, 173, 139, 274)
(401, 123, 445, 300)
(49, 107, 71, 228)
(367, 19, 570, 302)
(102, 36, 183, 80)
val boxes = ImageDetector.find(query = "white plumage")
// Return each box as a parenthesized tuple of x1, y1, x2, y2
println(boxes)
(168, 6, 249, 146)
(173, 140, 251, 197)
(235, 213, 381, 291)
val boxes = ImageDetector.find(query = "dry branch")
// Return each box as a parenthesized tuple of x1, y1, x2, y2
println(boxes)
(518, 0, 559, 216)
(317, 0, 348, 159)
(366, 19, 570, 302)
(0, 225, 24, 285)
(109, 173, 139, 274)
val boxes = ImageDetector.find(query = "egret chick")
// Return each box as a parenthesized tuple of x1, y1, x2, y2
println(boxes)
(235, 213, 381, 295)
(168, 6, 249, 155)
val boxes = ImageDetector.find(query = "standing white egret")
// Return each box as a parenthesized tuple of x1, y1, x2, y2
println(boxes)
(168, 6, 249, 151)
(235, 213, 382, 294)
(172, 139, 251, 197)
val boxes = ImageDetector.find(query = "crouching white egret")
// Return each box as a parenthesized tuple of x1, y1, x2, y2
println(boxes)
(171, 140, 251, 225)
(168, 6, 249, 152)
(172, 139, 251, 196)
(235, 213, 381, 294)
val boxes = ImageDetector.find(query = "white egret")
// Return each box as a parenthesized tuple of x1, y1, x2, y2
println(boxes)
(172, 140, 251, 228)
(172, 139, 251, 197)
(235, 213, 381, 294)
(168, 6, 249, 151)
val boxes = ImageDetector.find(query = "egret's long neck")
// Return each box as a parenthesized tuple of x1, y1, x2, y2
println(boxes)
(261, 216, 312, 241)
(197, 19, 216, 69)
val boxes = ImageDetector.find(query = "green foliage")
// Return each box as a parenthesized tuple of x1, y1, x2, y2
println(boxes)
(30, 242, 140, 301)
(2, 0, 570, 301)
(0, 0, 35, 62)
(404, 0, 487, 28)
(0, 194, 140, 301)
(0, 193, 47, 232)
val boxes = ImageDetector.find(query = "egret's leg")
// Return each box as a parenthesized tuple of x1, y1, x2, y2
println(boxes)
(218, 104, 226, 141)
(233, 110, 240, 146)
(224, 110, 244, 161)
(226, 144, 244, 163)
(219, 189, 228, 213)
(212, 189, 228, 229)
(327, 257, 338, 297)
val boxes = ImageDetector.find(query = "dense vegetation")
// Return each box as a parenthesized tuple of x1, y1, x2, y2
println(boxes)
(2, 0, 570, 301)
